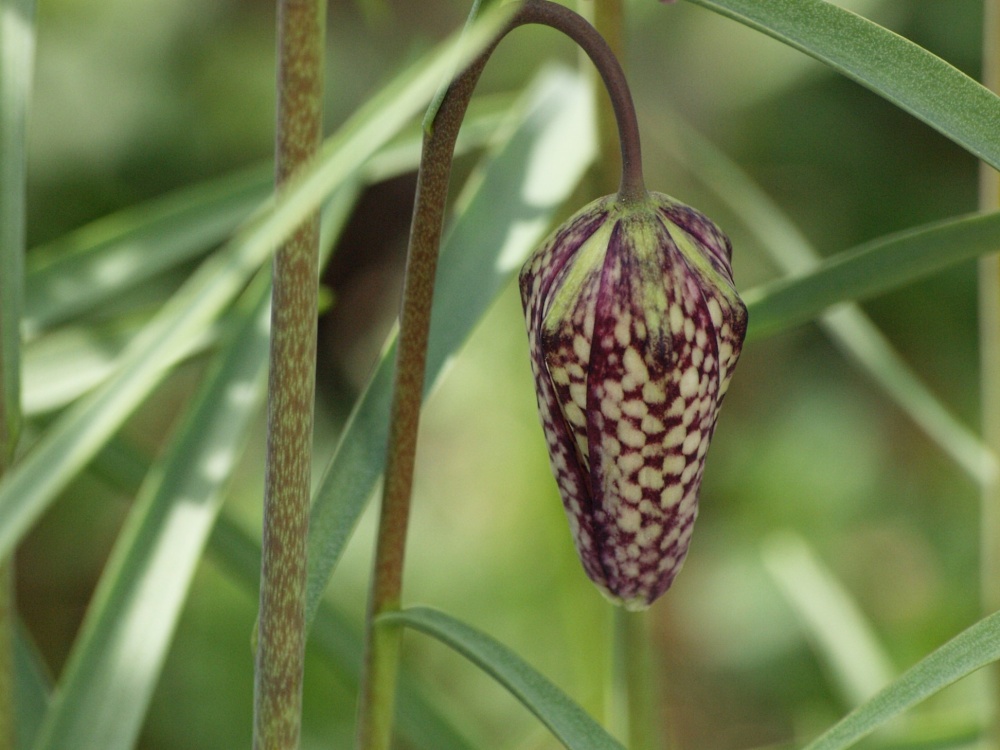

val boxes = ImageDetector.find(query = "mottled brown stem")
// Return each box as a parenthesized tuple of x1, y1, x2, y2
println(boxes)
(355, 2, 645, 748)
(980, 0, 1000, 738)
(252, 0, 325, 747)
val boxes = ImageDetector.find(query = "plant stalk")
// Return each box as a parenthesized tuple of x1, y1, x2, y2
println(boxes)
(0, 0, 34, 745)
(252, 0, 325, 747)
(355, 3, 645, 748)
(590, 0, 626, 195)
(612, 608, 663, 750)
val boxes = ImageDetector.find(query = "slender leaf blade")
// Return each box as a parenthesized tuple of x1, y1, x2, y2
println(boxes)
(29, 183, 360, 750)
(14, 626, 49, 749)
(22, 166, 271, 337)
(0, 9, 511, 563)
(207, 517, 478, 750)
(682, 0, 1000, 170)
(801, 610, 1000, 750)
(29, 275, 271, 750)
(0, 0, 33, 457)
(744, 211, 1000, 341)
(763, 532, 895, 707)
(303, 66, 597, 628)
(382, 607, 625, 750)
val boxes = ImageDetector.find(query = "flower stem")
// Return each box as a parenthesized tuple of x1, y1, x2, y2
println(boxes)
(590, 0, 626, 195)
(0, 0, 33, 745)
(252, 0, 325, 747)
(355, 3, 645, 748)
(980, 0, 1000, 737)
(612, 608, 664, 750)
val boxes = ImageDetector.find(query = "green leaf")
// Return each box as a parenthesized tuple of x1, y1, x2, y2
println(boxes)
(29, 184, 359, 750)
(743, 211, 1000, 342)
(29, 274, 272, 750)
(22, 166, 271, 338)
(381, 607, 626, 750)
(682, 0, 1000, 170)
(656, 115, 996, 485)
(0, 7, 512, 564)
(207, 517, 478, 750)
(801, 609, 1000, 750)
(0, 0, 33, 458)
(21, 92, 512, 344)
(762, 532, 895, 707)
(14, 625, 49, 749)
(303, 65, 597, 628)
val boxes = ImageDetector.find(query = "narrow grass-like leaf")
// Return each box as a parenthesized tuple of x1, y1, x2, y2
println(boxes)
(22, 166, 271, 338)
(29, 184, 360, 750)
(682, 0, 1000, 171)
(657, 115, 997, 485)
(207, 517, 478, 750)
(20, 97, 510, 417)
(29, 274, 271, 750)
(0, 0, 32, 454)
(743, 211, 1000, 342)
(381, 607, 626, 750)
(1, 3, 35, 747)
(22, 317, 217, 417)
(763, 532, 895, 707)
(0, 8, 512, 564)
(14, 625, 49, 749)
(801, 609, 1000, 750)
(303, 66, 596, 628)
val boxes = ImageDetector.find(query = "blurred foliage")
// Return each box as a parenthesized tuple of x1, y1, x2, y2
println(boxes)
(12, 0, 991, 748)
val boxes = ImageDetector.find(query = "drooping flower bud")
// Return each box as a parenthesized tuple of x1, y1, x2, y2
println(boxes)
(519, 192, 747, 609)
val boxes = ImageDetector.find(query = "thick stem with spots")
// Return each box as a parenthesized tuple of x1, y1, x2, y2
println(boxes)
(355, 3, 645, 748)
(252, 0, 325, 747)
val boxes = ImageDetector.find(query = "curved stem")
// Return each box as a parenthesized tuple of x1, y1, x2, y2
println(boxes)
(526, 0, 645, 202)
(355, 2, 645, 748)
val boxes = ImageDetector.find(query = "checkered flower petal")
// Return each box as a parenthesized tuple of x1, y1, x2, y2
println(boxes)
(519, 192, 747, 609)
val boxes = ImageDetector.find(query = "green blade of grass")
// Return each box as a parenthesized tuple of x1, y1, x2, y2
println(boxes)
(0, 0, 32, 456)
(682, 0, 1000, 171)
(381, 607, 626, 750)
(29, 274, 272, 750)
(762, 532, 895, 708)
(657, 114, 997, 486)
(801, 609, 1000, 750)
(29, 182, 360, 750)
(22, 166, 271, 338)
(744, 211, 1000, 342)
(19, 95, 511, 416)
(0, 6, 511, 564)
(14, 625, 49, 749)
(1, 1, 35, 747)
(302, 65, 596, 629)
(207, 517, 478, 750)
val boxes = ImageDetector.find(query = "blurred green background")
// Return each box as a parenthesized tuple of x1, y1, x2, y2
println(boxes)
(17, 0, 988, 747)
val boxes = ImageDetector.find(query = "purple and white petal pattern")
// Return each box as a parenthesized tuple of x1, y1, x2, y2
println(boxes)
(519, 192, 747, 609)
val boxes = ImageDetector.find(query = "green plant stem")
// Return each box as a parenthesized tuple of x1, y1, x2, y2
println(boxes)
(612, 609, 662, 750)
(0, 0, 34, 745)
(252, 0, 325, 747)
(355, 3, 644, 748)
